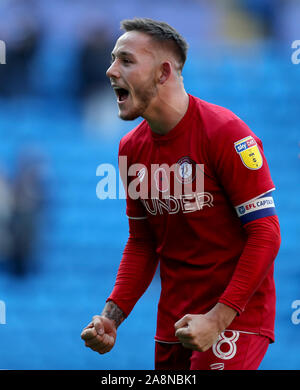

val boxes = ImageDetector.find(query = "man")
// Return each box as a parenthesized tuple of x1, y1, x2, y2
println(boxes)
(81, 18, 281, 370)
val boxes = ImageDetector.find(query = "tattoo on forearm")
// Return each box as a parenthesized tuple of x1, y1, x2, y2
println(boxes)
(101, 301, 125, 328)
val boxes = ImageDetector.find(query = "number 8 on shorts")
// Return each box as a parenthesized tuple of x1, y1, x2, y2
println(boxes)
(212, 331, 240, 360)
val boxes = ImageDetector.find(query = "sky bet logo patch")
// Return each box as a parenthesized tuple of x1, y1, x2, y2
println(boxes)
(234, 136, 263, 170)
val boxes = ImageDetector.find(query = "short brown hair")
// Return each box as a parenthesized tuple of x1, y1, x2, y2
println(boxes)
(120, 17, 188, 71)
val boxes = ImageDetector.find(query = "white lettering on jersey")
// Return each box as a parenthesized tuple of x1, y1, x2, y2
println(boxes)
(141, 192, 214, 216)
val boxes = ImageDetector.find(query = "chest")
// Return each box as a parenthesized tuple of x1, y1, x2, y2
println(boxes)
(127, 132, 222, 217)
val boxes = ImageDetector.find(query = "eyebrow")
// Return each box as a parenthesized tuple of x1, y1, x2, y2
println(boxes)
(111, 50, 135, 60)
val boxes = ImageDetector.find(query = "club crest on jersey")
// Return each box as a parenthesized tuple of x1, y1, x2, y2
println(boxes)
(175, 156, 197, 184)
(234, 136, 263, 170)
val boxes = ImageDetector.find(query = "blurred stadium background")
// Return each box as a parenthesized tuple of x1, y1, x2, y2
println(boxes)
(0, 0, 299, 370)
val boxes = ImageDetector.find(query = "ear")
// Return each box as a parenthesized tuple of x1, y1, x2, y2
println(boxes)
(158, 62, 172, 84)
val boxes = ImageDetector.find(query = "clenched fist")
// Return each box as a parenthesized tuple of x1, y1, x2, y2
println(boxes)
(81, 315, 117, 354)
(174, 303, 237, 352)
(174, 313, 220, 352)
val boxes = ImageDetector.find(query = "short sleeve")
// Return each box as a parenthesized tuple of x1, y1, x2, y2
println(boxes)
(209, 118, 276, 222)
(118, 138, 147, 220)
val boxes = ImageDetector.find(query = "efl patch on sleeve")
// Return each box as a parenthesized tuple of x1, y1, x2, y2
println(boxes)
(234, 136, 263, 170)
(235, 191, 276, 224)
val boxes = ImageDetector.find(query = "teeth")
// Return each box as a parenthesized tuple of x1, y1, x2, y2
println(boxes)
(113, 87, 129, 102)
(113, 88, 121, 99)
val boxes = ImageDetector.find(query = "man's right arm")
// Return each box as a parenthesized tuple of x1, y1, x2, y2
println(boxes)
(101, 300, 126, 328)
(106, 217, 159, 317)
(81, 217, 158, 354)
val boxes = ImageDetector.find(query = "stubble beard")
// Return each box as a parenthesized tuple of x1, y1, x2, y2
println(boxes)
(119, 80, 157, 121)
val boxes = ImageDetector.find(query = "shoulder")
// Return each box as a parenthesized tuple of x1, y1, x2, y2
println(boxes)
(119, 120, 149, 156)
(194, 96, 241, 129)
(192, 96, 253, 140)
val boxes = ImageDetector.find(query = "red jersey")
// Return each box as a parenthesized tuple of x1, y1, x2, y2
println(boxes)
(116, 95, 278, 343)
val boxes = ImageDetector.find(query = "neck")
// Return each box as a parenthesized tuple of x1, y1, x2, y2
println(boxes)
(143, 85, 189, 135)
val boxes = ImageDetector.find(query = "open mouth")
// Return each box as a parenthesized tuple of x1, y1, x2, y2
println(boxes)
(114, 87, 129, 103)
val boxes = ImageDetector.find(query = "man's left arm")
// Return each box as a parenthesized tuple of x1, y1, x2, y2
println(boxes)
(175, 214, 281, 352)
(175, 117, 281, 351)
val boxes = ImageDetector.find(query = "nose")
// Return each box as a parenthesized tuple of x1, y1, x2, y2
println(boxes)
(106, 61, 120, 79)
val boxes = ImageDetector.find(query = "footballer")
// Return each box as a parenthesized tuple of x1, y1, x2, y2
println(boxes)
(81, 18, 281, 370)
